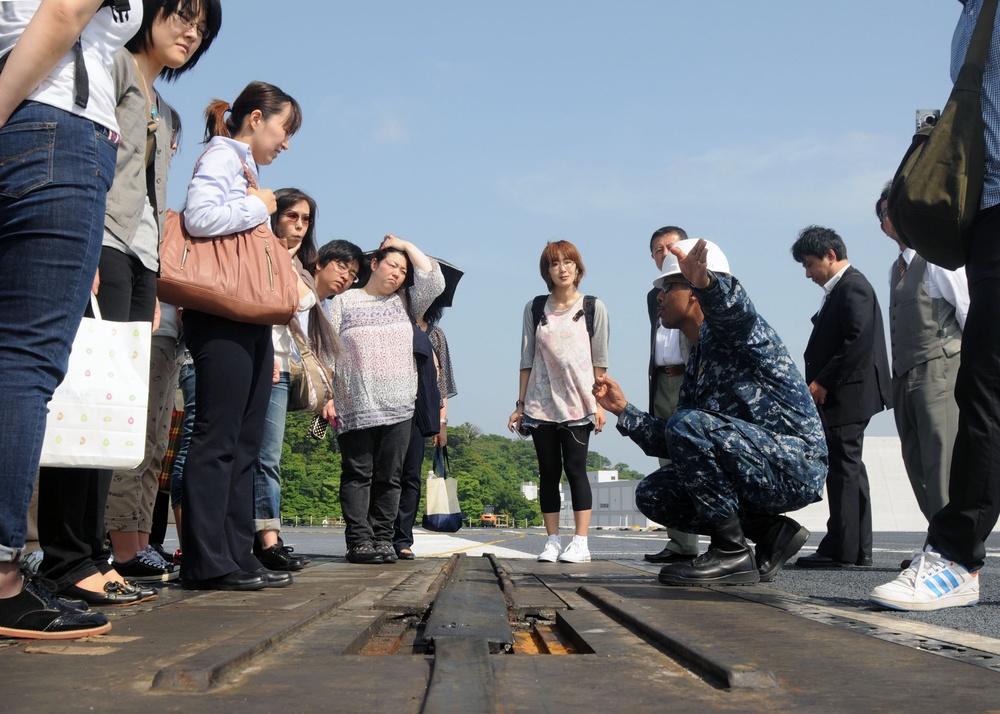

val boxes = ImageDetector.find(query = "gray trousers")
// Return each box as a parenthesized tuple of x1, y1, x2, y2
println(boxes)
(893, 353, 960, 522)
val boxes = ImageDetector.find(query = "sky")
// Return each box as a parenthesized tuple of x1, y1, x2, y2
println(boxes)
(161, 1, 961, 474)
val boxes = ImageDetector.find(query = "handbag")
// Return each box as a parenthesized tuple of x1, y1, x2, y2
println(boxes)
(887, 0, 998, 270)
(156, 148, 299, 325)
(421, 445, 463, 533)
(287, 317, 333, 413)
(39, 295, 151, 469)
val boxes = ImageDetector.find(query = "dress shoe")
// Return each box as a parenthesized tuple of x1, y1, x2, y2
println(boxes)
(658, 516, 760, 586)
(856, 556, 874, 567)
(59, 582, 143, 607)
(396, 549, 416, 560)
(257, 544, 305, 572)
(118, 580, 158, 602)
(795, 552, 849, 568)
(753, 516, 810, 582)
(644, 546, 697, 564)
(181, 570, 267, 591)
(254, 568, 293, 588)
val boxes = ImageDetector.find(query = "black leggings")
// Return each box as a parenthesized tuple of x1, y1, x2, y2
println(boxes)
(532, 422, 593, 513)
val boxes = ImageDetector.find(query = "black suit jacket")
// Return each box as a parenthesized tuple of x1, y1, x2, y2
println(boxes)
(647, 287, 659, 413)
(804, 266, 892, 427)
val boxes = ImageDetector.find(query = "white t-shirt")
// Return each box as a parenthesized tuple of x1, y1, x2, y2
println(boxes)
(0, 1, 141, 131)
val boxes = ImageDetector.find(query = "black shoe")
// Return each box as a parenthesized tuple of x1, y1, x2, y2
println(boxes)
(795, 552, 850, 568)
(277, 538, 310, 566)
(644, 546, 698, 564)
(118, 580, 158, 602)
(346, 543, 383, 564)
(751, 516, 810, 582)
(59, 581, 143, 607)
(374, 542, 397, 564)
(856, 556, 874, 567)
(658, 516, 759, 586)
(395, 548, 416, 561)
(181, 570, 267, 591)
(0, 578, 111, 640)
(254, 568, 293, 588)
(257, 544, 305, 572)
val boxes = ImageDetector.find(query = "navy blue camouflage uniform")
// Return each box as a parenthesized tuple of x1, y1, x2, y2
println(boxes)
(619, 274, 828, 533)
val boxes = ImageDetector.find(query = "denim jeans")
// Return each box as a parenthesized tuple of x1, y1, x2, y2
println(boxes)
(338, 419, 412, 549)
(0, 102, 117, 562)
(253, 371, 289, 532)
(170, 357, 196, 510)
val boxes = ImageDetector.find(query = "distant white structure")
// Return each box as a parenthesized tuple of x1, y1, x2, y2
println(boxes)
(520, 481, 538, 501)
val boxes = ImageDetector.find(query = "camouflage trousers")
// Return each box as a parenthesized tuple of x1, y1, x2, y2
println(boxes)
(635, 410, 825, 534)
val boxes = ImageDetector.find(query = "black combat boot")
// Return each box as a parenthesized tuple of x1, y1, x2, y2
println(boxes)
(658, 515, 759, 586)
(742, 513, 810, 583)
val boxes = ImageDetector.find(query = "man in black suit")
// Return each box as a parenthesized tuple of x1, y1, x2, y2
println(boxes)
(791, 226, 892, 568)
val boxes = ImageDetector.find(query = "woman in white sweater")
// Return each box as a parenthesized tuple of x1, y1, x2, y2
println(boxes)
(329, 235, 443, 564)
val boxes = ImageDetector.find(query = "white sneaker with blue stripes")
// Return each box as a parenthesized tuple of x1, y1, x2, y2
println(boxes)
(869, 546, 979, 611)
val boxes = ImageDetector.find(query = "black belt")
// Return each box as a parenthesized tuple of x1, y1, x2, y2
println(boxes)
(655, 365, 685, 377)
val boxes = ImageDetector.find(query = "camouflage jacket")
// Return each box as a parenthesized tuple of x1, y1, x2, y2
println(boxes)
(618, 274, 827, 489)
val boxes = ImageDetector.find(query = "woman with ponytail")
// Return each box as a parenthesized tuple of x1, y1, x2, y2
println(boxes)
(179, 81, 302, 592)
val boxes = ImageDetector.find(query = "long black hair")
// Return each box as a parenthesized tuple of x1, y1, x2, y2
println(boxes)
(125, 0, 223, 81)
(271, 188, 318, 273)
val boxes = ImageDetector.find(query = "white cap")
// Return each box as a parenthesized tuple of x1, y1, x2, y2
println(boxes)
(653, 238, 731, 289)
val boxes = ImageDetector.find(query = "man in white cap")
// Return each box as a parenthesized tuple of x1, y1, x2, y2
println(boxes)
(594, 239, 826, 585)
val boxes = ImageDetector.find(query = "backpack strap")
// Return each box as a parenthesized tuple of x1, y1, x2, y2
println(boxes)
(531, 295, 548, 331)
(583, 295, 596, 338)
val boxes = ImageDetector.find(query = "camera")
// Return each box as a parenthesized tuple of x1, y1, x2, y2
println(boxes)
(916, 108, 941, 132)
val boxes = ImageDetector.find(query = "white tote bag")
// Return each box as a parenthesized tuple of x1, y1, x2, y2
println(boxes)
(39, 295, 151, 469)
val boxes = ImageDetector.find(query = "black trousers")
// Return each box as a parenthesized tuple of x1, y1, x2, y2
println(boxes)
(180, 311, 272, 581)
(338, 419, 412, 550)
(531, 422, 593, 514)
(816, 419, 872, 564)
(929, 204, 1000, 571)
(393, 421, 426, 551)
(37, 249, 156, 589)
(37, 469, 112, 590)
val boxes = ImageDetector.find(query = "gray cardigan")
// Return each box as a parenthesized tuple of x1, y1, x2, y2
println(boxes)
(103, 49, 177, 248)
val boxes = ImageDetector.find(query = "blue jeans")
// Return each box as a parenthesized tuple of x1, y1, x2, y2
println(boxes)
(253, 371, 289, 532)
(170, 357, 196, 510)
(0, 102, 117, 562)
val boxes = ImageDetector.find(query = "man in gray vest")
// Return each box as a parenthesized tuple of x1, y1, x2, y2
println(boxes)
(644, 226, 701, 563)
(877, 182, 968, 534)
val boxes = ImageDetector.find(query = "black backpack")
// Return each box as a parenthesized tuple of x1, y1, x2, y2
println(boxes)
(531, 295, 596, 337)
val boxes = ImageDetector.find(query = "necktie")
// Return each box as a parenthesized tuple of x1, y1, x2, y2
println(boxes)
(897, 254, 908, 279)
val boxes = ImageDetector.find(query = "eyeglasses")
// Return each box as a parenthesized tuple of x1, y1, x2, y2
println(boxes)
(281, 210, 310, 225)
(171, 10, 208, 39)
(331, 260, 359, 284)
(659, 280, 691, 295)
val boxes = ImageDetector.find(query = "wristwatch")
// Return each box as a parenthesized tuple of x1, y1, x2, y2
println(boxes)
(515, 399, 524, 408)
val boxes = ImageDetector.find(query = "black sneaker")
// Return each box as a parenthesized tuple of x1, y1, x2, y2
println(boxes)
(113, 549, 177, 582)
(0, 578, 110, 640)
(258, 544, 305, 572)
(279, 542, 310, 567)
(346, 543, 383, 565)
(374, 542, 397, 564)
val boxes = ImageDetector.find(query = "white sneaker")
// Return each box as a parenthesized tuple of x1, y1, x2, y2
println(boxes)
(537, 540, 562, 562)
(869, 547, 979, 612)
(558, 539, 591, 563)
